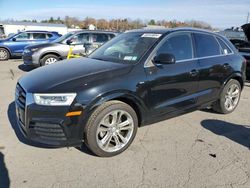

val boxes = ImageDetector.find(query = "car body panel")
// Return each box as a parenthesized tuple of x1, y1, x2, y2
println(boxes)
(144, 59, 199, 117)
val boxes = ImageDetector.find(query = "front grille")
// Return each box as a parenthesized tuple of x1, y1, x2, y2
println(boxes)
(15, 84, 26, 109)
(16, 84, 26, 126)
(30, 122, 66, 141)
(23, 56, 32, 61)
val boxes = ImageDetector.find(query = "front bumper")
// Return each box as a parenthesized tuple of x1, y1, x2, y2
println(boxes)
(15, 84, 85, 147)
(22, 51, 40, 66)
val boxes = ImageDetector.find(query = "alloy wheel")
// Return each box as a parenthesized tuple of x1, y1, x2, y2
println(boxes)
(44, 57, 57, 65)
(96, 110, 134, 153)
(0, 49, 8, 60)
(224, 83, 240, 111)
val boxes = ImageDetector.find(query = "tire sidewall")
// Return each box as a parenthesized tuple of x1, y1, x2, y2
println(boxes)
(0, 48, 10, 61)
(219, 79, 241, 114)
(85, 102, 138, 157)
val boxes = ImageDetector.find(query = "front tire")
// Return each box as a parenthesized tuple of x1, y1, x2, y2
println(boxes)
(84, 101, 138, 157)
(212, 79, 241, 114)
(41, 54, 59, 66)
(0, 48, 10, 61)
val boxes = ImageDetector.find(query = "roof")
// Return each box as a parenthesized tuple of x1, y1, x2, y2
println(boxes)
(70, 29, 118, 35)
(19, 30, 59, 33)
(0, 21, 66, 28)
(126, 27, 215, 34)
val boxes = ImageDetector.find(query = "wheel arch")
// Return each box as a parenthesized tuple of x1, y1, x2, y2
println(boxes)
(88, 92, 146, 127)
(223, 72, 244, 89)
(39, 51, 62, 64)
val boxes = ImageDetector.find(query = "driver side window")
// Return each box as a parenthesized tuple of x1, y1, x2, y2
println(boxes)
(70, 33, 90, 45)
(157, 33, 193, 61)
(15, 33, 31, 41)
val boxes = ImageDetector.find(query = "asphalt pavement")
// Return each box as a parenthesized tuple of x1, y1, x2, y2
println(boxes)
(0, 59, 250, 188)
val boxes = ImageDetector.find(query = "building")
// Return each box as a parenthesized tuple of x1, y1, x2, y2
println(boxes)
(0, 21, 68, 36)
(88, 24, 96, 30)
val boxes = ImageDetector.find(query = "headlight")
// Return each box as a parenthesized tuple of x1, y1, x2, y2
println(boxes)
(33, 93, 76, 106)
(23, 49, 30, 53)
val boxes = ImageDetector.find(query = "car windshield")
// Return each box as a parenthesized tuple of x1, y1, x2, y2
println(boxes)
(53, 32, 74, 43)
(89, 32, 162, 64)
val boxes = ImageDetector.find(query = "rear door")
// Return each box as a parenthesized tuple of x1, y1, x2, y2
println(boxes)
(194, 33, 234, 105)
(91, 33, 109, 48)
(145, 32, 199, 117)
(30, 32, 49, 45)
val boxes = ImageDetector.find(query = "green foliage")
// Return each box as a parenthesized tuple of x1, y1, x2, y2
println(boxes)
(148, 19, 156, 25)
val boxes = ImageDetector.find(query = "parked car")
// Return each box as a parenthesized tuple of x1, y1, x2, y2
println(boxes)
(0, 31, 61, 61)
(219, 24, 250, 77)
(22, 30, 117, 66)
(15, 28, 246, 157)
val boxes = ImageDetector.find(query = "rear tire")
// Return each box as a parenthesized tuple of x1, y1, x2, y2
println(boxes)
(212, 79, 241, 114)
(0, 48, 10, 61)
(41, 54, 59, 66)
(84, 100, 138, 157)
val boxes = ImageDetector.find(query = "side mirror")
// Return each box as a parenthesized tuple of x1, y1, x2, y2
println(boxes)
(66, 39, 73, 45)
(12, 38, 16, 42)
(153, 53, 175, 64)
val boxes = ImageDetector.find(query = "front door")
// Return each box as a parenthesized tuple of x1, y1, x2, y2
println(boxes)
(145, 32, 199, 117)
(69, 33, 90, 55)
(10, 32, 32, 55)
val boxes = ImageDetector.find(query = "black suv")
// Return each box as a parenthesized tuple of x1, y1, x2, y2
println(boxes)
(15, 28, 246, 157)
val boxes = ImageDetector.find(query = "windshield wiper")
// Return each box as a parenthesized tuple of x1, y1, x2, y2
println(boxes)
(91, 57, 108, 61)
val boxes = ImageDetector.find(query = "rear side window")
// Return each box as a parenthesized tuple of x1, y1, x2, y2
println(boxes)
(33, 33, 47, 40)
(108, 34, 115, 39)
(157, 33, 193, 61)
(46, 34, 53, 38)
(216, 37, 232, 55)
(92, 34, 109, 43)
(194, 33, 220, 58)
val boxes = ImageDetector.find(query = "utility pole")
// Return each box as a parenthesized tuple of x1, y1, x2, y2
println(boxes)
(116, 19, 119, 31)
(246, 12, 250, 23)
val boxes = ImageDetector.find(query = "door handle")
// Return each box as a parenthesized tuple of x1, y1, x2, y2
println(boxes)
(189, 69, 199, 77)
(223, 63, 230, 69)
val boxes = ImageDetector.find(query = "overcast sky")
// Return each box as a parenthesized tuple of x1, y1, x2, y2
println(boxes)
(0, 0, 249, 29)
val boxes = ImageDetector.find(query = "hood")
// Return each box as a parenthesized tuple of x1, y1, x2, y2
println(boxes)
(25, 42, 59, 49)
(242, 23, 250, 41)
(19, 57, 132, 93)
(0, 38, 8, 43)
